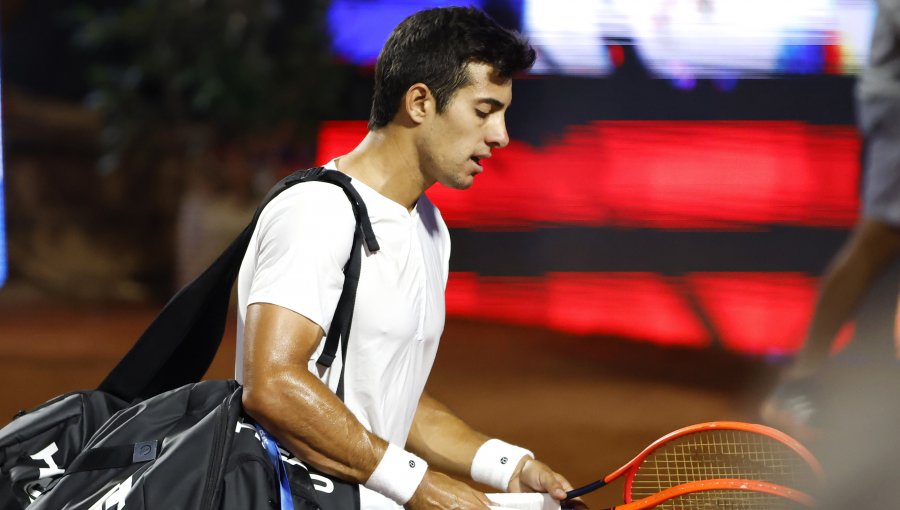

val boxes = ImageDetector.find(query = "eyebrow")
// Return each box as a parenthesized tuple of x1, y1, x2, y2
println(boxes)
(476, 98, 506, 109)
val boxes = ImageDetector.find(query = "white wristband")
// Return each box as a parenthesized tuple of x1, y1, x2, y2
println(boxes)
(364, 443, 428, 505)
(470, 439, 534, 491)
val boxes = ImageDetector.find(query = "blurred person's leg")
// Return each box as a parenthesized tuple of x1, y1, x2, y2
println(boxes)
(761, 93, 900, 439)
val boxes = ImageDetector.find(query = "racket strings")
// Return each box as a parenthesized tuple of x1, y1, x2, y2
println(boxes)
(629, 430, 817, 502)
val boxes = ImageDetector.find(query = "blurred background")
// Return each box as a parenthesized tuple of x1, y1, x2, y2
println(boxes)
(1, 0, 895, 507)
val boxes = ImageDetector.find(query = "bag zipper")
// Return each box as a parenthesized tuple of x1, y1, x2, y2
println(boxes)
(199, 396, 230, 510)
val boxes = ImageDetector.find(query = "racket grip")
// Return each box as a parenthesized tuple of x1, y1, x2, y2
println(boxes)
(566, 479, 607, 499)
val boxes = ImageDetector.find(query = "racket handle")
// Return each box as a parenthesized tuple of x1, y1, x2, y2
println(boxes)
(566, 478, 608, 499)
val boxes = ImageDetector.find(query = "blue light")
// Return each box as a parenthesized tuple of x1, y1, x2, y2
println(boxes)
(327, 0, 484, 66)
(775, 39, 826, 75)
(713, 76, 739, 93)
(672, 76, 697, 91)
(0, 40, 6, 288)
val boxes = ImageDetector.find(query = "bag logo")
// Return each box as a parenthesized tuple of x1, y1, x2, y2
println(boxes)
(88, 475, 134, 510)
(30, 442, 65, 480)
(235, 420, 335, 494)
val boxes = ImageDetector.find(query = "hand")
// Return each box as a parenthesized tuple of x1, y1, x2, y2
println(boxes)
(759, 374, 820, 442)
(406, 470, 492, 510)
(507, 459, 588, 509)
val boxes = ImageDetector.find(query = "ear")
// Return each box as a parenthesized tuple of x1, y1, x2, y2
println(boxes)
(403, 83, 432, 125)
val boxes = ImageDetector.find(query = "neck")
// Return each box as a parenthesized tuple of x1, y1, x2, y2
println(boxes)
(335, 126, 432, 211)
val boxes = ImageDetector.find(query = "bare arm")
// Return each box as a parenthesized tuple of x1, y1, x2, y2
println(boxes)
(407, 392, 490, 479)
(241, 302, 386, 483)
(407, 392, 580, 505)
(242, 303, 492, 509)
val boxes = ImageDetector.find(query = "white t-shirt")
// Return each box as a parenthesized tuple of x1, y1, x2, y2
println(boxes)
(235, 161, 451, 509)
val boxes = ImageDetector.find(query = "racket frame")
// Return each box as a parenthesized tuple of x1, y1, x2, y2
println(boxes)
(566, 421, 824, 503)
(613, 478, 816, 510)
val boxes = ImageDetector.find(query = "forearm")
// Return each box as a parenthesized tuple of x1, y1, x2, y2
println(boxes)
(407, 393, 573, 502)
(246, 371, 489, 508)
(794, 219, 900, 375)
(406, 392, 490, 479)
(243, 368, 386, 484)
(408, 392, 536, 490)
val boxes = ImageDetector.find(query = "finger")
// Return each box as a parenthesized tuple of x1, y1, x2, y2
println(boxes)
(536, 468, 567, 500)
(555, 473, 575, 495)
(473, 489, 493, 508)
(548, 484, 568, 501)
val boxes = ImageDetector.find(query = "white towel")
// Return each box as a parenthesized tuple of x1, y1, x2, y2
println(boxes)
(487, 493, 561, 510)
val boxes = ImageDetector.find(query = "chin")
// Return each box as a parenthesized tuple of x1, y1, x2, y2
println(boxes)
(452, 176, 476, 190)
(437, 174, 474, 190)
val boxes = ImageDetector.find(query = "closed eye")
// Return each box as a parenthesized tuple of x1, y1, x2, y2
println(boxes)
(475, 109, 490, 119)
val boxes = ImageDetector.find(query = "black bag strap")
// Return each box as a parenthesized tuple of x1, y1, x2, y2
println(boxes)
(65, 440, 160, 474)
(322, 216, 364, 401)
(98, 168, 379, 402)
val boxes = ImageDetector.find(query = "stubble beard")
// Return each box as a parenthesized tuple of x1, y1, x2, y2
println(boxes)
(420, 151, 473, 190)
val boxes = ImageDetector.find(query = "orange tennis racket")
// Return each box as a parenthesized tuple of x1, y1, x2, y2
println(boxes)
(564, 421, 824, 510)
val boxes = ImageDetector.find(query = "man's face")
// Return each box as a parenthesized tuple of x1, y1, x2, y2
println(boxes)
(419, 62, 512, 190)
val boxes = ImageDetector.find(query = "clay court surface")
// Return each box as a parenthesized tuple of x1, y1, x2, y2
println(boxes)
(0, 292, 776, 508)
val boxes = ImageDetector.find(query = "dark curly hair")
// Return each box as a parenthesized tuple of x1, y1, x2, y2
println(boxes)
(368, 7, 535, 130)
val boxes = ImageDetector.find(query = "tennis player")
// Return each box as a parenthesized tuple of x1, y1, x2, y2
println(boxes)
(236, 7, 583, 510)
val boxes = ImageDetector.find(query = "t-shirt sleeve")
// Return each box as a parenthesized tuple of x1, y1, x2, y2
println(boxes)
(877, 0, 900, 31)
(247, 182, 356, 334)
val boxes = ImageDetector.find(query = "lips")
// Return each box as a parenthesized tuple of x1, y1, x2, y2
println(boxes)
(470, 153, 490, 171)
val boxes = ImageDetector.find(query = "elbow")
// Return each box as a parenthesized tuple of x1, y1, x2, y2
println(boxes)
(241, 375, 282, 428)
(241, 368, 316, 430)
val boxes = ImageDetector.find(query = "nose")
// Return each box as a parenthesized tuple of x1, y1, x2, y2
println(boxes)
(486, 116, 510, 149)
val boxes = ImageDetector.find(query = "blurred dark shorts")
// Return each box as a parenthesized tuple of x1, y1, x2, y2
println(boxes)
(858, 93, 900, 225)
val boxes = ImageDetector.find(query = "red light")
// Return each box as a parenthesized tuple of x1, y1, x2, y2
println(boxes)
(445, 272, 827, 355)
(687, 273, 817, 355)
(318, 120, 860, 230)
(609, 45, 625, 67)
(446, 272, 710, 348)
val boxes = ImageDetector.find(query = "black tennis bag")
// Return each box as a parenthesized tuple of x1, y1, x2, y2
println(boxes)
(0, 168, 377, 510)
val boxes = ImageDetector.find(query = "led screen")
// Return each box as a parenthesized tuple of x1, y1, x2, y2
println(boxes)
(328, 0, 876, 80)
(329, 0, 874, 81)
(319, 2, 872, 356)
(328, 0, 484, 65)
(525, 0, 876, 79)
